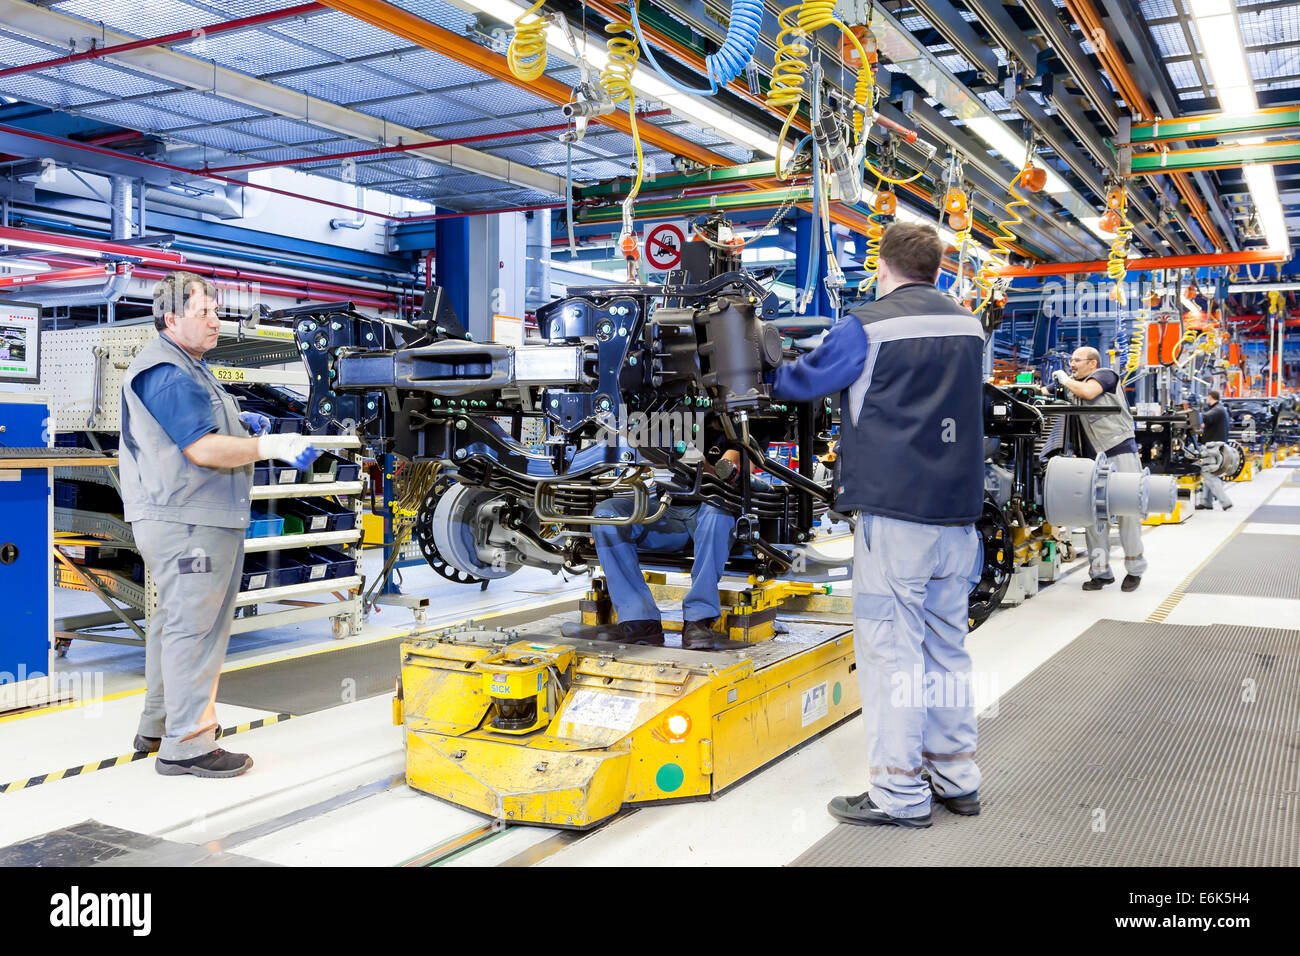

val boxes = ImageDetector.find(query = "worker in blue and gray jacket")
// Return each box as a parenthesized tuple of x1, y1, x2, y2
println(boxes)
(771, 222, 986, 828)
(120, 271, 321, 778)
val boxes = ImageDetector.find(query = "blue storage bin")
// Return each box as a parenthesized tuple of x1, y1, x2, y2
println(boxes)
(253, 460, 299, 486)
(307, 452, 360, 483)
(246, 509, 285, 538)
(240, 552, 306, 591)
(304, 546, 357, 580)
(276, 498, 357, 532)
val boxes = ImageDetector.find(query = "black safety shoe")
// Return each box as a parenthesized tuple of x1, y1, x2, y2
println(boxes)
(1082, 576, 1114, 591)
(1121, 574, 1141, 592)
(682, 618, 727, 649)
(828, 791, 931, 828)
(932, 787, 981, 816)
(1195, 504, 1212, 510)
(156, 748, 252, 778)
(594, 619, 664, 646)
(133, 724, 222, 755)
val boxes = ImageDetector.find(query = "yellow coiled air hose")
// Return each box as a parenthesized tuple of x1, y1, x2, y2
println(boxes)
(1121, 315, 1145, 385)
(970, 169, 1029, 315)
(508, 0, 549, 81)
(599, 10, 644, 239)
(1106, 192, 1132, 305)
(858, 183, 885, 294)
(767, 1, 873, 179)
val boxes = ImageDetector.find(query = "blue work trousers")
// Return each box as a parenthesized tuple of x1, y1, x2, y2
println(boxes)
(591, 496, 736, 623)
(852, 512, 983, 819)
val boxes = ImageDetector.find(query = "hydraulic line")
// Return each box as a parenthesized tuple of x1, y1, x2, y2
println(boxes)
(971, 167, 1030, 316)
(628, 0, 763, 94)
(508, 0, 550, 81)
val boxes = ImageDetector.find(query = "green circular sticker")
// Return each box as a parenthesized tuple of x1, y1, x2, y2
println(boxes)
(833, 682, 842, 705)
(656, 762, 685, 793)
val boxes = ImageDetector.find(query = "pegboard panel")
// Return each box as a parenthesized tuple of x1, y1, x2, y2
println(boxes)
(30, 325, 157, 433)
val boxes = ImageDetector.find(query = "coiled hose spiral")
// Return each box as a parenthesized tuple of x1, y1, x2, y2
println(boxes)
(508, 0, 549, 81)
(629, 0, 764, 94)
(971, 168, 1030, 315)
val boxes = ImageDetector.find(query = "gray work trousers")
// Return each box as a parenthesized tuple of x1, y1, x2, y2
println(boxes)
(1199, 470, 1234, 509)
(851, 513, 983, 818)
(133, 520, 244, 760)
(1085, 451, 1149, 580)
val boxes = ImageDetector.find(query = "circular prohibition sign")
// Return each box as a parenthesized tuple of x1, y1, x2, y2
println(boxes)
(645, 222, 685, 271)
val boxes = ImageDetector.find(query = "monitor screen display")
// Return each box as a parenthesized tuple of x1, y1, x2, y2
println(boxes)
(0, 300, 40, 385)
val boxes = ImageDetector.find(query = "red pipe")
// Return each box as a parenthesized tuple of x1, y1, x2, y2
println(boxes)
(0, 225, 185, 264)
(201, 109, 671, 174)
(0, 264, 111, 289)
(0, 124, 405, 221)
(0, 4, 323, 80)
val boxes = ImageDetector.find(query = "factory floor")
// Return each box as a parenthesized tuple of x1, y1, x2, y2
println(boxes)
(3, 463, 1296, 867)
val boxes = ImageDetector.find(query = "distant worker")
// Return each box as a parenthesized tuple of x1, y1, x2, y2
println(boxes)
(1197, 389, 1234, 511)
(120, 272, 322, 778)
(772, 222, 986, 828)
(1051, 347, 1146, 592)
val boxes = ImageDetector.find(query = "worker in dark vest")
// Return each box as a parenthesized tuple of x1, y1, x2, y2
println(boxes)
(1197, 389, 1234, 510)
(772, 222, 985, 828)
(1051, 347, 1147, 591)
(120, 272, 322, 778)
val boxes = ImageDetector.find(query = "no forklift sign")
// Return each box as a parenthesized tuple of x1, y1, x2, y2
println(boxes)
(643, 220, 687, 273)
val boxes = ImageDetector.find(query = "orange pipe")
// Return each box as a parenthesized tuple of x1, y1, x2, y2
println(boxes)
(1061, 0, 1225, 251)
(314, 0, 732, 169)
(994, 249, 1285, 277)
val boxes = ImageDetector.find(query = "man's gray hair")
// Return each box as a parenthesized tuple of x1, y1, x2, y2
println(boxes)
(152, 271, 218, 331)
(1074, 346, 1102, 367)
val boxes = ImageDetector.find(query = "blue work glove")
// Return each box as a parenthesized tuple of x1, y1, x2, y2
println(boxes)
(257, 433, 323, 470)
(240, 411, 272, 436)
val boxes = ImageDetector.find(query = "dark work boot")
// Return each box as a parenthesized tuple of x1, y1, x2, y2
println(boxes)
(156, 748, 252, 778)
(1082, 576, 1114, 591)
(827, 791, 932, 828)
(682, 618, 726, 650)
(594, 619, 664, 646)
(1121, 574, 1141, 592)
(931, 787, 981, 816)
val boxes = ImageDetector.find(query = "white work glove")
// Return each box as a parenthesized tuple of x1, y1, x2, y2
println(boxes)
(1052, 369, 1072, 386)
(257, 433, 322, 470)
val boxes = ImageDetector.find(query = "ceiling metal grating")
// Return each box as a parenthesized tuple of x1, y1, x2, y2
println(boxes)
(236, 116, 336, 145)
(1147, 21, 1191, 59)
(78, 101, 197, 132)
(50, 0, 216, 37)
(172, 31, 337, 75)
(0, 74, 107, 108)
(179, 125, 286, 153)
(1239, 5, 1300, 49)
(270, 11, 419, 58)
(385, 0, 480, 35)
(441, 82, 558, 115)
(0, 31, 65, 68)
(148, 90, 267, 123)
(1137, 0, 1181, 18)
(353, 93, 486, 129)
(369, 48, 488, 89)
(276, 64, 418, 102)
(43, 61, 176, 97)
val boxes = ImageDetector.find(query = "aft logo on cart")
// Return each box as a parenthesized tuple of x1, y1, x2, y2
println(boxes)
(49, 887, 151, 937)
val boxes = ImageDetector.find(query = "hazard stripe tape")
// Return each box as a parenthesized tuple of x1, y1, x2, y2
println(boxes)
(0, 713, 292, 794)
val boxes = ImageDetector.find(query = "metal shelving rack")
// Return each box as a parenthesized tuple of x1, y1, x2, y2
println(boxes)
(42, 320, 367, 649)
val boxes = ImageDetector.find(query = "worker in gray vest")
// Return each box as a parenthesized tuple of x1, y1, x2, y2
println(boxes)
(120, 272, 321, 778)
(1196, 390, 1234, 511)
(1051, 346, 1147, 592)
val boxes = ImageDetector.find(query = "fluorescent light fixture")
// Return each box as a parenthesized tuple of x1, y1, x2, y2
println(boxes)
(0, 259, 51, 275)
(0, 235, 105, 258)
(964, 117, 1069, 194)
(1190, 0, 1290, 254)
(456, 0, 780, 158)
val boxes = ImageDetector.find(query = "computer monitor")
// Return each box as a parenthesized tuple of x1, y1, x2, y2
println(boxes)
(0, 300, 40, 385)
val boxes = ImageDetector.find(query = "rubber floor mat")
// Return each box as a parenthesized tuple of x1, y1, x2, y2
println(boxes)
(790, 619, 1300, 866)
(217, 638, 404, 714)
(1184, 534, 1300, 599)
